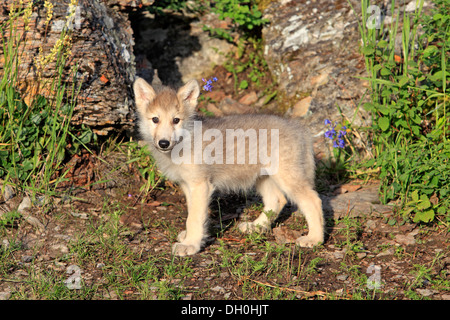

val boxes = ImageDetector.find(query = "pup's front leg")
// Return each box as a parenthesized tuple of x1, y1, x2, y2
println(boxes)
(172, 181, 212, 256)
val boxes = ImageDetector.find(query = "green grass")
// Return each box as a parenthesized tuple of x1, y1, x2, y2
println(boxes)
(351, 0, 450, 225)
(0, 1, 94, 196)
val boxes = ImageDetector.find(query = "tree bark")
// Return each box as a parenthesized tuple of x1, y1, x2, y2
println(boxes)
(0, 0, 154, 136)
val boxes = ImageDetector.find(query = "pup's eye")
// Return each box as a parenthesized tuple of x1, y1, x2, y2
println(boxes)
(152, 117, 159, 124)
(173, 117, 180, 124)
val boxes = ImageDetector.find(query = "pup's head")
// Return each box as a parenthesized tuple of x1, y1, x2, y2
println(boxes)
(133, 78, 200, 153)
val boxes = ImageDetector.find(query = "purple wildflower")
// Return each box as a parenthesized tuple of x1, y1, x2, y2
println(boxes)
(202, 77, 218, 92)
(325, 128, 336, 139)
(324, 119, 347, 149)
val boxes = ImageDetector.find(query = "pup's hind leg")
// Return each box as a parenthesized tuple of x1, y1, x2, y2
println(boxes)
(238, 177, 287, 233)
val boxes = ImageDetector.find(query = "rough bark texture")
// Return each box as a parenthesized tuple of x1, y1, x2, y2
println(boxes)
(0, 0, 154, 135)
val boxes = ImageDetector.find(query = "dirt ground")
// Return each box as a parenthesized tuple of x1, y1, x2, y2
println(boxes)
(1, 148, 449, 301)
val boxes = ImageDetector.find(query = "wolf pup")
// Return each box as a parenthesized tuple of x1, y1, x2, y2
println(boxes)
(133, 77, 324, 256)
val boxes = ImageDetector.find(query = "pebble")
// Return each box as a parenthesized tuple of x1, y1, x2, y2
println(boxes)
(376, 248, 394, 257)
(181, 293, 193, 300)
(16, 196, 46, 232)
(22, 255, 34, 263)
(333, 251, 345, 259)
(337, 274, 349, 281)
(1, 239, 9, 250)
(23, 216, 46, 233)
(17, 196, 32, 213)
(0, 291, 11, 300)
(2, 185, 15, 201)
(416, 288, 434, 297)
(70, 212, 89, 219)
(54, 234, 75, 241)
(395, 230, 419, 246)
(211, 286, 225, 293)
(356, 252, 367, 259)
(238, 91, 258, 105)
(366, 220, 377, 230)
(395, 234, 416, 246)
(49, 244, 69, 256)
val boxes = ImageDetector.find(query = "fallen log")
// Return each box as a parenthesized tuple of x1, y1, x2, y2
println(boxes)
(0, 0, 155, 135)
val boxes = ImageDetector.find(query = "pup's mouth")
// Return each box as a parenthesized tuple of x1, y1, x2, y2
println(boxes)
(154, 135, 184, 153)
(154, 145, 174, 153)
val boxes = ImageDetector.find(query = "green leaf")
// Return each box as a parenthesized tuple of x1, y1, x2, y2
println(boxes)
(22, 160, 34, 172)
(417, 194, 431, 210)
(363, 102, 375, 111)
(362, 45, 375, 55)
(433, 13, 443, 21)
(413, 209, 435, 223)
(411, 190, 419, 202)
(239, 80, 249, 89)
(380, 68, 391, 76)
(377, 40, 388, 48)
(372, 64, 383, 72)
(398, 76, 410, 87)
(78, 130, 92, 144)
(378, 117, 390, 131)
(422, 45, 438, 58)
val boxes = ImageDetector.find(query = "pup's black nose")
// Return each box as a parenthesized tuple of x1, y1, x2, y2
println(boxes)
(158, 140, 170, 149)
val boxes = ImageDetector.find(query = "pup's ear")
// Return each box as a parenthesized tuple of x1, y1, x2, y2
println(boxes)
(133, 77, 156, 114)
(177, 80, 200, 111)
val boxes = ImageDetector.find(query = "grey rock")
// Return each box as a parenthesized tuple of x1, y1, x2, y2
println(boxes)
(24, 216, 46, 233)
(395, 234, 416, 246)
(177, 16, 235, 84)
(1, 185, 15, 201)
(17, 196, 46, 232)
(395, 230, 419, 246)
(18, 196, 32, 213)
(262, 0, 371, 156)
(321, 184, 392, 219)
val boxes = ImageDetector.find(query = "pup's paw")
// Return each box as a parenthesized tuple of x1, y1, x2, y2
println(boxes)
(172, 242, 200, 256)
(177, 230, 187, 242)
(295, 235, 323, 248)
(238, 222, 270, 234)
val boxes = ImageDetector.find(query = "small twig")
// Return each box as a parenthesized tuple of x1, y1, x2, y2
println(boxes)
(0, 278, 30, 283)
(240, 276, 328, 298)
(219, 237, 246, 243)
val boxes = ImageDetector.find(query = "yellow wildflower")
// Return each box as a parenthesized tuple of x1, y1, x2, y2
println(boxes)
(44, 0, 54, 27)
(23, 1, 34, 32)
